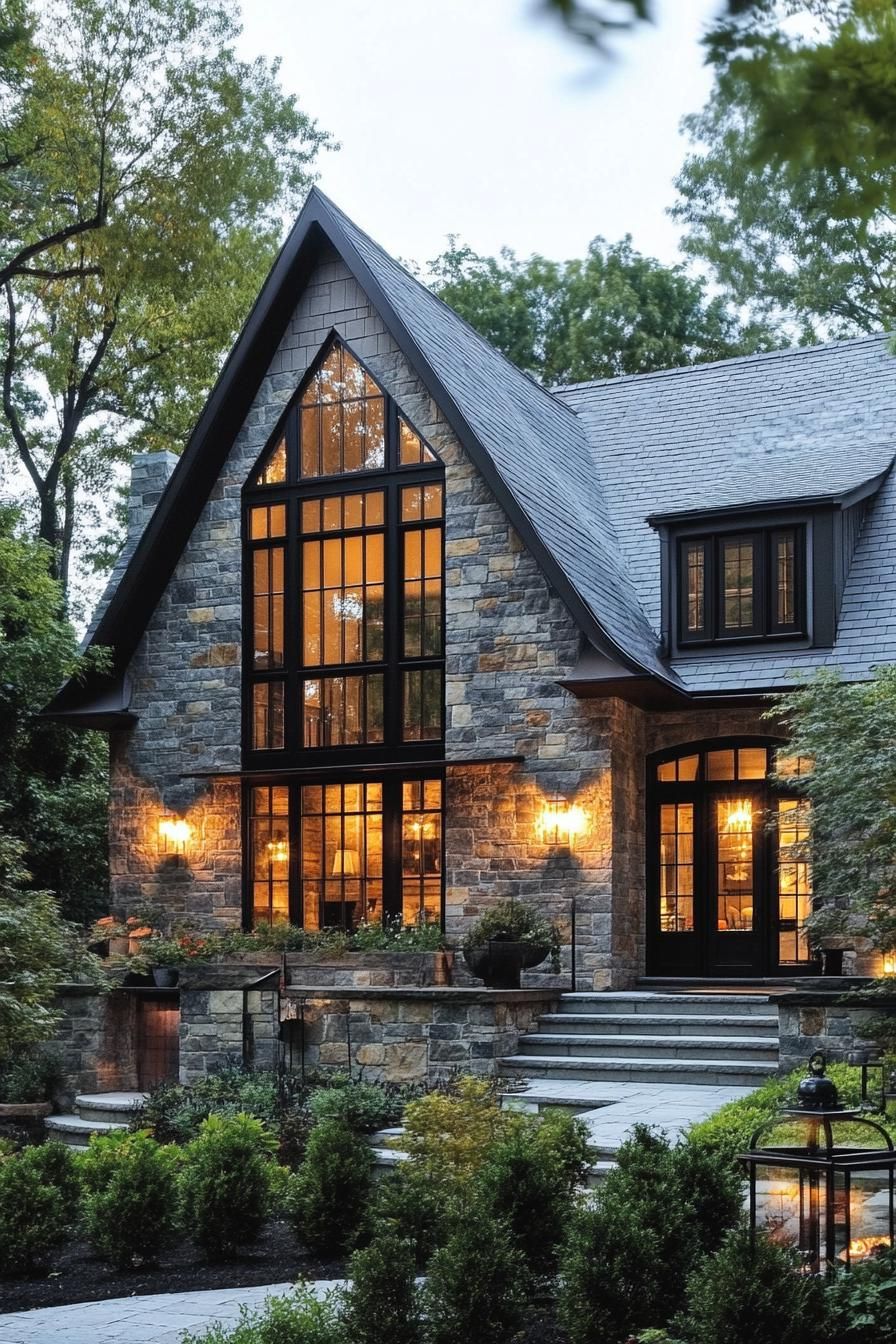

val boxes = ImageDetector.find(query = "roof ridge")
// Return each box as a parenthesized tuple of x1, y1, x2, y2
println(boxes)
(553, 330, 892, 394)
(311, 188, 581, 421)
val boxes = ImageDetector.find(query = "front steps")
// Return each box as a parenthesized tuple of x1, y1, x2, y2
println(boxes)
(45, 1092, 147, 1149)
(499, 991, 780, 1088)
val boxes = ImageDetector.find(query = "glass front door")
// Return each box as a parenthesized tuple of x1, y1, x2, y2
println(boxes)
(648, 740, 816, 977)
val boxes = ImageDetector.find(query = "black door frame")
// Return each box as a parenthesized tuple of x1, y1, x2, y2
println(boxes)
(646, 736, 817, 978)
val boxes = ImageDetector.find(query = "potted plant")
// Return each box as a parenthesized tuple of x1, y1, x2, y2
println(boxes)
(89, 913, 131, 957)
(138, 935, 188, 986)
(462, 901, 560, 989)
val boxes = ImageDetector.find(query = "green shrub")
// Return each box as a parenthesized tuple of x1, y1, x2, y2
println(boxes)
(558, 1196, 664, 1344)
(308, 1080, 400, 1134)
(479, 1108, 592, 1277)
(0, 1146, 72, 1274)
(688, 1063, 873, 1164)
(180, 1284, 343, 1344)
(27, 1140, 80, 1209)
(80, 1129, 181, 1268)
(825, 1250, 896, 1344)
(571, 1125, 743, 1328)
(339, 1230, 421, 1344)
(134, 1067, 281, 1144)
(370, 1160, 449, 1267)
(181, 1113, 277, 1261)
(0, 1048, 62, 1103)
(402, 1076, 506, 1195)
(682, 1227, 826, 1344)
(423, 1203, 529, 1344)
(288, 1117, 373, 1256)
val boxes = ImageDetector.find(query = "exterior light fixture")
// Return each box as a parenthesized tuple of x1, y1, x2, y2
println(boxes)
(883, 952, 896, 976)
(158, 815, 191, 857)
(741, 1052, 896, 1274)
(537, 793, 587, 847)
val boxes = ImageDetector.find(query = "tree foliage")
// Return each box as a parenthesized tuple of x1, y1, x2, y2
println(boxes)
(0, 0, 332, 595)
(0, 507, 108, 921)
(771, 666, 896, 954)
(673, 1, 896, 338)
(429, 234, 777, 386)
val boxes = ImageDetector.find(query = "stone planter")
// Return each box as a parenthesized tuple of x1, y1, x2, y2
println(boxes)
(0, 1101, 52, 1119)
(151, 966, 179, 987)
(463, 940, 549, 990)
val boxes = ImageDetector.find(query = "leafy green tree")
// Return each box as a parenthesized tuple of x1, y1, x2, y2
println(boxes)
(0, 507, 108, 921)
(538, 1, 757, 53)
(673, 1, 896, 337)
(771, 667, 896, 958)
(0, 0, 332, 594)
(429, 235, 777, 386)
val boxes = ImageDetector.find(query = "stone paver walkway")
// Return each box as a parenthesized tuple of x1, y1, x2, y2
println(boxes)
(506, 1077, 758, 1152)
(0, 1281, 342, 1344)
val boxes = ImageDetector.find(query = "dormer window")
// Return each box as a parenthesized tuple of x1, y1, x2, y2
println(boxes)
(680, 526, 806, 645)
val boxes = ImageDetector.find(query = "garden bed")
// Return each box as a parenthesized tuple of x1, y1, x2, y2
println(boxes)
(0, 1219, 345, 1313)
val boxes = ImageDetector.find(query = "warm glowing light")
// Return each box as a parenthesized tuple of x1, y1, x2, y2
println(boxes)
(332, 848, 361, 877)
(723, 799, 753, 832)
(883, 952, 896, 976)
(158, 816, 191, 851)
(839, 1236, 891, 1261)
(267, 839, 289, 864)
(537, 794, 588, 847)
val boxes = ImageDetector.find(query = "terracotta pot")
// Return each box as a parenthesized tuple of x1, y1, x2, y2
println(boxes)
(109, 936, 129, 956)
(433, 949, 455, 986)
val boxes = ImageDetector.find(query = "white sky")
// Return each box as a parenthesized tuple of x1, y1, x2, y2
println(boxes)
(237, 0, 722, 271)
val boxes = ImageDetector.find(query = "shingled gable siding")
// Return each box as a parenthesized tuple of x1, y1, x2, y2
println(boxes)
(108, 245, 637, 986)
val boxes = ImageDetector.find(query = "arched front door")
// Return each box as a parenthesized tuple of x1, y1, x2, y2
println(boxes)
(646, 738, 816, 978)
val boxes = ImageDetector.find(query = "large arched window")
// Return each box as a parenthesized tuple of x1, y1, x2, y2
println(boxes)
(647, 738, 814, 978)
(241, 336, 445, 931)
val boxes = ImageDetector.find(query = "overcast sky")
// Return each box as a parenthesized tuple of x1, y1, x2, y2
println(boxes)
(237, 0, 722, 272)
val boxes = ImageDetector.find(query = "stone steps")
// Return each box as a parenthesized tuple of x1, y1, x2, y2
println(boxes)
(537, 1012, 779, 1038)
(499, 990, 780, 1088)
(517, 1033, 779, 1062)
(45, 1091, 147, 1149)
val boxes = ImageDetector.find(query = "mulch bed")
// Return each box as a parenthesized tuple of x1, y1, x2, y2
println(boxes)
(0, 1219, 345, 1314)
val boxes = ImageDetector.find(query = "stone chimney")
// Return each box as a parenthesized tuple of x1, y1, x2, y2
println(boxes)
(127, 451, 179, 540)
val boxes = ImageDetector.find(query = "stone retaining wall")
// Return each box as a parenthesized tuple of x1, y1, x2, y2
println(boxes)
(778, 989, 894, 1074)
(280, 987, 558, 1085)
(52, 986, 138, 1105)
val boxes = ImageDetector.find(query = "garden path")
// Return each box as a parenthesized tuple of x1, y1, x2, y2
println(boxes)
(0, 1280, 342, 1344)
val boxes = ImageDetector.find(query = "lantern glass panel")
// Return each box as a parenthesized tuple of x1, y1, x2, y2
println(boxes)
(754, 1162, 807, 1251)
(840, 1168, 893, 1265)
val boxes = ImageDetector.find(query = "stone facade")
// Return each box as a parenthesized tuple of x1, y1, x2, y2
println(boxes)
(178, 985, 278, 1084)
(106, 243, 790, 995)
(52, 987, 138, 1106)
(778, 989, 892, 1074)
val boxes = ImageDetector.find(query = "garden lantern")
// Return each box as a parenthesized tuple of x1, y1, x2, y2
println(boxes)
(741, 1052, 896, 1274)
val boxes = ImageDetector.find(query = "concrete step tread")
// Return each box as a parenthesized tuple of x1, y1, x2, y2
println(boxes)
(75, 1092, 147, 1113)
(524, 1033, 779, 1051)
(500, 1055, 776, 1075)
(46, 1114, 130, 1134)
(539, 1013, 779, 1029)
(561, 992, 773, 1006)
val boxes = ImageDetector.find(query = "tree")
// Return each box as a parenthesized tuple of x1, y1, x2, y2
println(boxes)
(0, 826, 98, 1060)
(0, 0, 332, 597)
(538, 1, 758, 53)
(770, 667, 896, 957)
(673, 1, 896, 338)
(429, 234, 777, 386)
(0, 506, 108, 922)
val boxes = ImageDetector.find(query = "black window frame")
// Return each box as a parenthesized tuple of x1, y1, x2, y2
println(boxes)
(240, 333, 446, 931)
(677, 524, 806, 647)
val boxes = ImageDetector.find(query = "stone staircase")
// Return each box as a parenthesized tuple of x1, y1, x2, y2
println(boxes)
(45, 1092, 147, 1149)
(499, 991, 780, 1087)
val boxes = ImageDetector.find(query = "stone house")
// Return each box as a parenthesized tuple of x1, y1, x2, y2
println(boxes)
(44, 190, 896, 1092)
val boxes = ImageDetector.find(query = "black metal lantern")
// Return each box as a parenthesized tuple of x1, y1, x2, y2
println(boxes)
(741, 1053, 896, 1274)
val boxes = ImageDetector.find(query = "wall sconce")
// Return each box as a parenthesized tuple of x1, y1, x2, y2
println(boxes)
(159, 815, 191, 859)
(537, 793, 587, 848)
(883, 952, 896, 976)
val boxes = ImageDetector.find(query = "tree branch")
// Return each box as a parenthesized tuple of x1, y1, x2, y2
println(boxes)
(2, 281, 44, 496)
(0, 209, 108, 289)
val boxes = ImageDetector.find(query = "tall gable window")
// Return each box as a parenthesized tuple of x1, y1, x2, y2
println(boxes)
(679, 525, 806, 645)
(242, 334, 445, 931)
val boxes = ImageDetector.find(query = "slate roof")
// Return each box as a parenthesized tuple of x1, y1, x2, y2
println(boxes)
(556, 334, 896, 692)
(46, 192, 896, 717)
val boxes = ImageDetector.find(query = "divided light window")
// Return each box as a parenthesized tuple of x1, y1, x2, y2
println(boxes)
(242, 335, 446, 932)
(679, 526, 806, 645)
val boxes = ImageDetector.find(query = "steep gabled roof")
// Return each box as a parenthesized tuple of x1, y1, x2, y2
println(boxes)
(47, 187, 678, 722)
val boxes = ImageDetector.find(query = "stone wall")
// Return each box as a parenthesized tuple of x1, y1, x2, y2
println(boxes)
(778, 990, 891, 1074)
(178, 984, 279, 1084)
(52, 987, 138, 1106)
(280, 987, 558, 1085)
